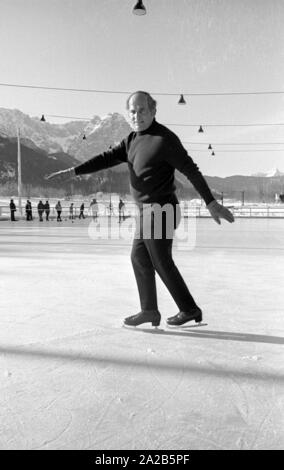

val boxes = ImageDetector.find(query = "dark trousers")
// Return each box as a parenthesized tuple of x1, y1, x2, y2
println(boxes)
(131, 202, 198, 312)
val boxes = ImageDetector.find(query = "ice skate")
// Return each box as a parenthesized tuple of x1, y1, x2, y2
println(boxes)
(123, 310, 161, 328)
(166, 307, 202, 326)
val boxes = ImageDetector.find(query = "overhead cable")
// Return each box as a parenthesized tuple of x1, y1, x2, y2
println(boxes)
(0, 82, 283, 97)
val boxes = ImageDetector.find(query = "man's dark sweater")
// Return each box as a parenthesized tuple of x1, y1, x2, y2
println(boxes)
(74, 119, 215, 206)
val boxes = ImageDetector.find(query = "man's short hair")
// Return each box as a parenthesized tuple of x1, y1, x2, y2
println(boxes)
(126, 91, 157, 112)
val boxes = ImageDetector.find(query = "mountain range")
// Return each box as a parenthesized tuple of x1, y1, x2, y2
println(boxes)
(251, 168, 284, 178)
(0, 107, 131, 162)
(0, 107, 283, 201)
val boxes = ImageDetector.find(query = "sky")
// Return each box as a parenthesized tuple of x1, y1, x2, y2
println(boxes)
(0, 0, 283, 176)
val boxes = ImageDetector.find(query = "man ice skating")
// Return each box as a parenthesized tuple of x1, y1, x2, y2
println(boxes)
(46, 91, 234, 327)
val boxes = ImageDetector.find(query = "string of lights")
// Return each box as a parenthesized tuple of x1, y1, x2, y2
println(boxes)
(1, 111, 282, 153)
(0, 82, 283, 98)
(42, 114, 284, 129)
(45, 114, 90, 121)
(183, 141, 284, 145)
(183, 140, 284, 155)
(184, 149, 284, 153)
(0, 82, 283, 155)
(40, 114, 284, 153)
(1, 81, 283, 130)
(1, 120, 282, 156)
(1, 111, 282, 150)
(168, 122, 284, 127)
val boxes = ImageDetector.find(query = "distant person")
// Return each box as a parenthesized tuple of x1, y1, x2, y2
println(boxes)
(44, 200, 50, 221)
(46, 91, 234, 328)
(25, 201, 29, 221)
(25, 200, 33, 221)
(90, 198, 98, 221)
(9, 199, 16, 221)
(79, 202, 85, 219)
(37, 200, 44, 221)
(55, 201, 62, 222)
(118, 198, 125, 223)
(69, 203, 74, 220)
(108, 201, 114, 216)
(28, 200, 33, 220)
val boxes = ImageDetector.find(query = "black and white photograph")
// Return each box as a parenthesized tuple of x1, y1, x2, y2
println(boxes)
(0, 0, 283, 453)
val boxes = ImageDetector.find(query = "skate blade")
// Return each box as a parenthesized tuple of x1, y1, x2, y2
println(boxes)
(167, 322, 208, 329)
(179, 322, 208, 328)
(122, 324, 163, 332)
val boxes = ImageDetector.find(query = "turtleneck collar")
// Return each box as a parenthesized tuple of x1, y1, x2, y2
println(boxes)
(136, 118, 157, 135)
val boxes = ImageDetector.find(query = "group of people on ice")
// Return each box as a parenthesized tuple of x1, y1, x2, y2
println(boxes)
(9, 198, 126, 222)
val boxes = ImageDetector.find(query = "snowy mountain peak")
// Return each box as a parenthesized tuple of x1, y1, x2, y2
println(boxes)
(266, 167, 284, 177)
(251, 167, 284, 177)
(0, 107, 131, 162)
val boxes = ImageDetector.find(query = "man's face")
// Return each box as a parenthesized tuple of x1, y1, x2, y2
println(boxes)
(128, 94, 156, 132)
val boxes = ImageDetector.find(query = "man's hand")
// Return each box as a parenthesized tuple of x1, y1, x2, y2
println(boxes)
(207, 200, 235, 225)
(45, 167, 75, 181)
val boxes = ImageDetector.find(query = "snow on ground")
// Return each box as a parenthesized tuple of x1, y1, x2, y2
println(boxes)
(0, 217, 283, 450)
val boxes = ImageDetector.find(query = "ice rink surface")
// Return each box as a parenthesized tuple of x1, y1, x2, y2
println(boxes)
(0, 216, 283, 450)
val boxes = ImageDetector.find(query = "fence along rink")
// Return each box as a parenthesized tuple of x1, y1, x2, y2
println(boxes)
(1, 200, 284, 220)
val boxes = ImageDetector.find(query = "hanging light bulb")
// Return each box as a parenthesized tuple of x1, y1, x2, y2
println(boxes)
(211, 151, 215, 156)
(133, 0, 146, 15)
(208, 144, 212, 150)
(178, 94, 186, 105)
(40, 114, 46, 122)
(198, 125, 204, 133)
(82, 134, 86, 140)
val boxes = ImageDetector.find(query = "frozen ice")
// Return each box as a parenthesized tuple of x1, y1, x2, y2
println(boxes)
(0, 216, 283, 450)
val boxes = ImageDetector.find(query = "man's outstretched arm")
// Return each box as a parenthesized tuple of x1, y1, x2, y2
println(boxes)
(45, 141, 127, 181)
